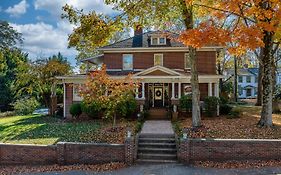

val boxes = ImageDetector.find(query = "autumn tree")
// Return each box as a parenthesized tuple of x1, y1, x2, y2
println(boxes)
(79, 64, 137, 126)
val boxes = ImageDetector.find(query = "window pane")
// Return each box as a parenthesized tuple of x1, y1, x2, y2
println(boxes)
(185, 53, 191, 69)
(152, 38, 158, 45)
(154, 54, 163, 66)
(246, 76, 251, 83)
(238, 76, 243, 83)
(159, 37, 165, 44)
(123, 54, 133, 70)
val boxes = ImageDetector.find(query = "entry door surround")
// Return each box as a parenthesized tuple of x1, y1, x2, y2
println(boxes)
(154, 86, 163, 107)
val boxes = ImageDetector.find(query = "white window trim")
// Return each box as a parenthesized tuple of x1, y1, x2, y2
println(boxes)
(184, 53, 191, 70)
(154, 54, 163, 66)
(122, 54, 133, 70)
(73, 84, 82, 101)
(151, 37, 166, 45)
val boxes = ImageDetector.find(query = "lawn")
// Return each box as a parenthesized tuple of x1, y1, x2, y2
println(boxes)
(176, 105, 281, 139)
(0, 115, 137, 145)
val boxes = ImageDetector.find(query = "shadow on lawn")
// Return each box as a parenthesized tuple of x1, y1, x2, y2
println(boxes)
(2, 115, 101, 144)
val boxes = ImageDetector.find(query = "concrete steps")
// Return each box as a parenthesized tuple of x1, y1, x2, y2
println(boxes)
(137, 134, 177, 163)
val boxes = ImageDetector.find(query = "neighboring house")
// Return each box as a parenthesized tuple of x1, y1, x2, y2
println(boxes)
(225, 68, 281, 99)
(57, 28, 223, 119)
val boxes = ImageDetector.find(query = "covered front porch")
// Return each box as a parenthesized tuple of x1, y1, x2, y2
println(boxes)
(132, 66, 221, 117)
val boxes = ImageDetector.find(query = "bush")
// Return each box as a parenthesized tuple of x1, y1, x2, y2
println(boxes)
(0, 111, 15, 118)
(220, 104, 233, 115)
(81, 101, 102, 119)
(70, 103, 82, 118)
(204, 96, 220, 117)
(117, 94, 137, 117)
(179, 94, 192, 112)
(13, 97, 39, 115)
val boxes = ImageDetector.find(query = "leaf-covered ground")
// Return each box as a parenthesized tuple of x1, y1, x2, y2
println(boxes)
(178, 105, 281, 139)
(0, 115, 137, 145)
(0, 163, 126, 175)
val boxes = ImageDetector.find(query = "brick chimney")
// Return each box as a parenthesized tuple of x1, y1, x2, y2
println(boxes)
(134, 25, 143, 36)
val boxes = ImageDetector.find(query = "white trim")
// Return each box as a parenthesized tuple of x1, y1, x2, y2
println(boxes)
(63, 83, 66, 119)
(134, 69, 145, 71)
(133, 65, 183, 76)
(151, 36, 167, 45)
(99, 46, 223, 53)
(154, 53, 163, 66)
(122, 54, 133, 70)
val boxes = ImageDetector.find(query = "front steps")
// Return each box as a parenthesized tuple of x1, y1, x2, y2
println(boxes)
(136, 134, 177, 163)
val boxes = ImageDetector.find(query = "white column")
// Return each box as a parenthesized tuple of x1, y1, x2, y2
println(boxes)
(172, 82, 175, 99)
(214, 83, 219, 116)
(135, 87, 139, 99)
(178, 82, 181, 98)
(214, 83, 219, 97)
(63, 83, 66, 119)
(208, 83, 213, 96)
(141, 82, 145, 99)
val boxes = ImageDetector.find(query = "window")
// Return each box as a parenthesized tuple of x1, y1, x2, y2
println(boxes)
(123, 54, 133, 70)
(238, 76, 243, 83)
(151, 37, 166, 45)
(255, 76, 258, 83)
(154, 54, 163, 66)
(246, 76, 251, 83)
(73, 84, 82, 101)
(246, 88, 252, 97)
(184, 53, 191, 69)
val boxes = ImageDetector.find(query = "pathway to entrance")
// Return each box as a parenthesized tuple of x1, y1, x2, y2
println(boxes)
(140, 120, 174, 135)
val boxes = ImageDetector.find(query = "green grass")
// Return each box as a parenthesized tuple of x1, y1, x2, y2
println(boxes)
(0, 115, 101, 145)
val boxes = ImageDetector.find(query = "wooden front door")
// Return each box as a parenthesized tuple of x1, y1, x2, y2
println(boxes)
(154, 87, 163, 107)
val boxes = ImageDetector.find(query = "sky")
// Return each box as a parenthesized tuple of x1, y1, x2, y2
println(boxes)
(0, 0, 117, 67)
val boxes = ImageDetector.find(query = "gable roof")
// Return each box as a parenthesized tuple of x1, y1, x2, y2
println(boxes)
(133, 65, 183, 77)
(225, 68, 259, 76)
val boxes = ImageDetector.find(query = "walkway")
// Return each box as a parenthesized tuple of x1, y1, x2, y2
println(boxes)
(27, 164, 281, 175)
(140, 120, 174, 135)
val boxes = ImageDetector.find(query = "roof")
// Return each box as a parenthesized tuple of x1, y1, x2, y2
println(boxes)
(225, 68, 259, 76)
(100, 31, 184, 49)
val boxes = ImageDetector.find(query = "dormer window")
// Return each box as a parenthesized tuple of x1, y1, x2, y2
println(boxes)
(151, 36, 166, 45)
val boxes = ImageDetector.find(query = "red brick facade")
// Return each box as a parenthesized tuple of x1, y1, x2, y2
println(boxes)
(103, 51, 216, 74)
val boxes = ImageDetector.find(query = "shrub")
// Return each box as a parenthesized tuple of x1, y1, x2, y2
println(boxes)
(204, 96, 220, 117)
(179, 94, 192, 112)
(220, 104, 233, 115)
(0, 111, 15, 118)
(117, 94, 137, 117)
(70, 103, 82, 118)
(81, 101, 102, 119)
(13, 97, 39, 115)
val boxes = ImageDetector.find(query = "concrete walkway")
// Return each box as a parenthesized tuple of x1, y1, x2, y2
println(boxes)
(27, 164, 281, 175)
(140, 120, 174, 135)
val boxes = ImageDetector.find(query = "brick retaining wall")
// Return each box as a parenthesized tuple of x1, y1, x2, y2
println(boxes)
(0, 141, 135, 165)
(178, 138, 281, 164)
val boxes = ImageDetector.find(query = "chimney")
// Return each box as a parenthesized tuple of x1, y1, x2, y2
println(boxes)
(134, 24, 143, 36)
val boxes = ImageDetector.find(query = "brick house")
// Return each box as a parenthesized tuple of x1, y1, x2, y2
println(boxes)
(57, 28, 223, 119)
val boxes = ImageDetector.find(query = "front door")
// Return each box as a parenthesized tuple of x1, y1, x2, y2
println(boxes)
(154, 87, 163, 107)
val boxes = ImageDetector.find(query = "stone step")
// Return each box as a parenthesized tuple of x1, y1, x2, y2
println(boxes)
(138, 138, 176, 144)
(139, 134, 175, 138)
(138, 142, 176, 149)
(136, 159, 178, 164)
(138, 148, 177, 154)
(138, 153, 177, 160)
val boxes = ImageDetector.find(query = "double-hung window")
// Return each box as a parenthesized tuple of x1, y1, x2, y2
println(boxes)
(123, 54, 133, 70)
(184, 53, 191, 69)
(154, 54, 163, 66)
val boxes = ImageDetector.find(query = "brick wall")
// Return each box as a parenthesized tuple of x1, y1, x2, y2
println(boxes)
(0, 141, 135, 165)
(0, 143, 57, 165)
(178, 139, 281, 164)
(103, 51, 216, 74)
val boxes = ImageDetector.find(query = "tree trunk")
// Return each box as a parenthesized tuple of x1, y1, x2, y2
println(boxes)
(234, 56, 238, 102)
(113, 113, 116, 128)
(258, 31, 273, 127)
(179, 0, 201, 127)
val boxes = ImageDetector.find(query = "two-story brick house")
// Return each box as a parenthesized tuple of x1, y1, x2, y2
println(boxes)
(57, 28, 222, 119)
